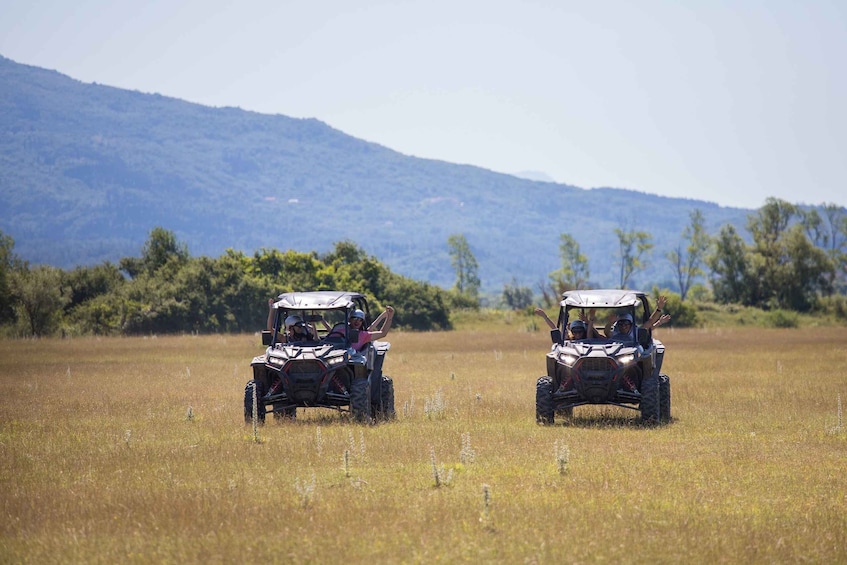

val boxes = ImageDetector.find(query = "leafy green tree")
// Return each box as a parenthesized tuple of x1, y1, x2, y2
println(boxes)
(11, 265, 68, 336)
(0, 229, 18, 324)
(320, 241, 387, 297)
(63, 262, 125, 310)
(251, 248, 322, 292)
(501, 277, 534, 310)
(447, 234, 480, 306)
(548, 233, 590, 298)
(746, 198, 797, 305)
(709, 200, 837, 311)
(66, 293, 125, 335)
(382, 275, 451, 330)
(744, 198, 837, 310)
(615, 228, 653, 288)
(120, 226, 189, 278)
(775, 225, 834, 311)
(802, 204, 847, 292)
(666, 209, 710, 301)
(708, 224, 751, 305)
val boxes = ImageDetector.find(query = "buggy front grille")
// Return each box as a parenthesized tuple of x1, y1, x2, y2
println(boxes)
(286, 360, 325, 381)
(578, 358, 616, 373)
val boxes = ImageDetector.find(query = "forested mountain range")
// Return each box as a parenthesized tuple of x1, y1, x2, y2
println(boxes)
(1, 54, 756, 293)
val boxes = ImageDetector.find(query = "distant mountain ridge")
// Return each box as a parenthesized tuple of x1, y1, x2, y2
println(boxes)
(0, 54, 753, 292)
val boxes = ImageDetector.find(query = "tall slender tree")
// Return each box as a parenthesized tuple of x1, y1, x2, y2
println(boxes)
(667, 209, 710, 300)
(707, 224, 750, 304)
(548, 233, 590, 297)
(447, 233, 480, 303)
(615, 228, 653, 289)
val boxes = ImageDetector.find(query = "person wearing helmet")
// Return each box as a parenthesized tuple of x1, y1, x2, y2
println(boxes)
(568, 319, 588, 340)
(284, 314, 314, 342)
(351, 306, 394, 351)
(601, 295, 670, 339)
(608, 312, 635, 340)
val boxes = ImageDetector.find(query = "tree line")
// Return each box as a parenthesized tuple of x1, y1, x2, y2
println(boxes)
(2, 198, 845, 337)
(0, 228, 454, 337)
(498, 198, 847, 319)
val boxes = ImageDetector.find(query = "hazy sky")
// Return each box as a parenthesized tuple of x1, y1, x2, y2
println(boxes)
(2, 0, 845, 209)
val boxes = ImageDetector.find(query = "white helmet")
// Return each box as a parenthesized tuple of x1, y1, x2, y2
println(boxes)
(284, 315, 303, 328)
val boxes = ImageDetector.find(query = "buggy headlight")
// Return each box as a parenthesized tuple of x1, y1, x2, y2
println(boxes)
(616, 354, 635, 366)
(558, 353, 578, 367)
(327, 356, 345, 366)
(267, 354, 286, 366)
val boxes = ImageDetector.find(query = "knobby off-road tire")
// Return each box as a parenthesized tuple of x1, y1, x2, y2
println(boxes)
(244, 380, 266, 424)
(536, 376, 555, 425)
(371, 375, 396, 422)
(659, 374, 671, 424)
(350, 377, 372, 423)
(640, 372, 660, 424)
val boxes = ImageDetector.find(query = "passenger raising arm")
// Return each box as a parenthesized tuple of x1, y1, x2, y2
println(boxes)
(353, 306, 395, 350)
(645, 295, 668, 328)
(533, 307, 557, 330)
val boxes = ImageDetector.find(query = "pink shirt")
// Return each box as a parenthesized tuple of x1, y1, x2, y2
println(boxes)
(354, 330, 373, 351)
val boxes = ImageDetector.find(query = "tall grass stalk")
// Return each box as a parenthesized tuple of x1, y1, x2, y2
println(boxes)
(315, 426, 323, 456)
(480, 483, 492, 528)
(460, 432, 475, 464)
(251, 384, 260, 443)
(294, 474, 316, 508)
(555, 441, 570, 475)
(424, 389, 446, 419)
(430, 447, 453, 487)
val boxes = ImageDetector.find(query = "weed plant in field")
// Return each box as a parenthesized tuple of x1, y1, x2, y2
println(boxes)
(480, 483, 493, 530)
(554, 440, 570, 475)
(459, 431, 475, 464)
(429, 447, 453, 488)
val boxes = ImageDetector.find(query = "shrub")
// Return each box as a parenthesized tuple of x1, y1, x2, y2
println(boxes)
(766, 309, 799, 328)
(817, 295, 847, 319)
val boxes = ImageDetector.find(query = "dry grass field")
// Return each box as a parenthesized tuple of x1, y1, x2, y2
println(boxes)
(2, 326, 846, 563)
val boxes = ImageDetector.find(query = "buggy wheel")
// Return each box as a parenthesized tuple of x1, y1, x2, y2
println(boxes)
(640, 372, 660, 424)
(350, 378, 371, 423)
(659, 374, 671, 424)
(372, 376, 396, 422)
(244, 380, 266, 424)
(536, 376, 554, 425)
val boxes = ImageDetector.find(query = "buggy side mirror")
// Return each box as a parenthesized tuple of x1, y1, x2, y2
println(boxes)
(637, 327, 651, 349)
(261, 330, 273, 346)
(550, 329, 562, 344)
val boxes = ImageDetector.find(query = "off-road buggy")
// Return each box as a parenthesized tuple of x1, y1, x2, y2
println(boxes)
(244, 291, 395, 424)
(536, 289, 671, 425)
